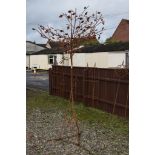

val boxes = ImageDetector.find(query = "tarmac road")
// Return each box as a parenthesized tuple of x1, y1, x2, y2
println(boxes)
(26, 71, 49, 91)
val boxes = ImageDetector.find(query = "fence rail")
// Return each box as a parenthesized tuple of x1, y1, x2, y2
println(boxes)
(49, 66, 129, 117)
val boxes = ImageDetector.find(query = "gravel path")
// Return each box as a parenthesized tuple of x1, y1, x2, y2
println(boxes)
(27, 108, 128, 155)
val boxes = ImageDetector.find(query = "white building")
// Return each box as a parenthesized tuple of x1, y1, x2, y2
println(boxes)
(26, 42, 129, 70)
(28, 48, 67, 70)
(26, 41, 46, 69)
(67, 43, 129, 68)
(69, 51, 128, 68)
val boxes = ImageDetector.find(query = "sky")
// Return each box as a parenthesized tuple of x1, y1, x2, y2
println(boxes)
(26, 0, 129, 43)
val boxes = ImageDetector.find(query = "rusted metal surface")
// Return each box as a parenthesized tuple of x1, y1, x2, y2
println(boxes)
(49, 66, 129, 117)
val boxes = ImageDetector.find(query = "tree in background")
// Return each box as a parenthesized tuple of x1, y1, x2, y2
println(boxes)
(104, 37, 119, 44)
(33, 6, 104, 146)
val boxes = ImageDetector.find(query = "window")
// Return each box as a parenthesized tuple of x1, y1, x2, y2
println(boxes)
(48, 55, 54, 64)
(48, 55, 57, 65)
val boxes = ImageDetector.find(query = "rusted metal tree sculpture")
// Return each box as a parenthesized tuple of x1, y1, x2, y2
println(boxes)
(33, 6, 104, 146)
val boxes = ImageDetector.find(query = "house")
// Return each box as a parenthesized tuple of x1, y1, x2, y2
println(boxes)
(26, 41, 46, 69)
(69, 51, 128, 68)
(68, 42, 129, 68)
(111, 19, 129, 42)
(27, 42, 129, 70)
(28, 47, 67, 70)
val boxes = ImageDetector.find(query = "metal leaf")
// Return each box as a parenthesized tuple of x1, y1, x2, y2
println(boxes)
(45, 30, 48, 33)
(67, 15, 71, 19)
(87, 17, 90, 22)
(40, 25, 44, 29)
(76, 26, 80, 29)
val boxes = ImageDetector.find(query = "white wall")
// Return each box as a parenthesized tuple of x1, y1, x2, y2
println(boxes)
(29, 54, 64, 70)
(62, 54, 70, 66)
(107, 52, 126, 67)
(55, 54, 64, 66)
(67, 51, 126, 68)
(28, 51, 127, 70)
(68, 53, 86, 67)
(30, 55, 48, 69)
(85, 52, 109, 67)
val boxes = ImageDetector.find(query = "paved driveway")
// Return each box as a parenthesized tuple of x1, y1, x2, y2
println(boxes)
(26, 71, 49, 91)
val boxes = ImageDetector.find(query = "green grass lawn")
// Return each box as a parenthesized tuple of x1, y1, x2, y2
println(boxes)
(27, 89, 128, 135)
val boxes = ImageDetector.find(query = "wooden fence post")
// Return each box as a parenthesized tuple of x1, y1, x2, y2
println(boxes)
(125, 88, 129, 117)
(92, 63, 96, 107)
(83, 68, 86, 103)
(49, 68, 52, 95)
(112, 79, 120, 114)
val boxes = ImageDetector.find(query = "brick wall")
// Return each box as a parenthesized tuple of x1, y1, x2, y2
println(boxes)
(112, 19, 129, 42)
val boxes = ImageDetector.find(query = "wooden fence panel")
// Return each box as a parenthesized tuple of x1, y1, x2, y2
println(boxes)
(49, 66, 129, 117)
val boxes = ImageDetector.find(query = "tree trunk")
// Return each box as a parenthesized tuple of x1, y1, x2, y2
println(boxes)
(70, 53, 80, 146)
